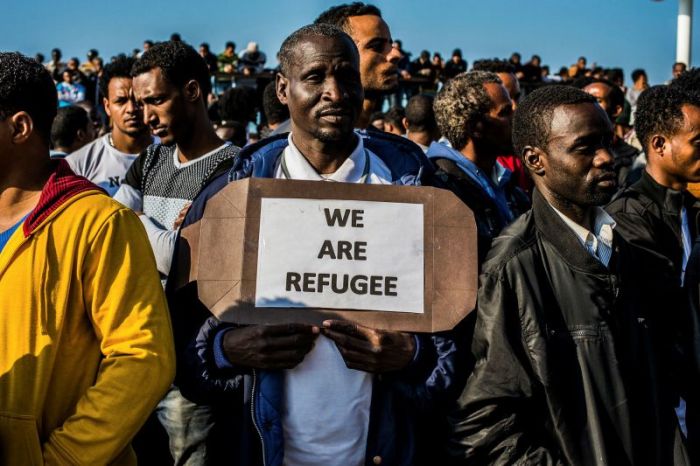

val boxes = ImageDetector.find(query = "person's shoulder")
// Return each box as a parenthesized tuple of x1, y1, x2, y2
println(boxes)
(55, 189, 137, 236)
(67, 135, 106, 161)
(606, 183, 656, 217)
(481, 212, 537, 274)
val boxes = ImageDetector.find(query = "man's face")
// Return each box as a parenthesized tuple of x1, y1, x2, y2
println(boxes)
(133, 67, 188, 145)
(583, 82, 617, 121)
(577, 58, 586, 69)
(277, 34, 363, 145)
(496, 72, 520, 110)
(661, 104, 700, 183)
(673, 64, 686, 79)
(479, 82, 514, 154)
(538, 103, 616, 206)
(104, 77, 147, 138)
(346, 15, 400, 93)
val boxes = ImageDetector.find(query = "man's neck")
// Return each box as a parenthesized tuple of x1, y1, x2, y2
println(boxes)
(176, 118, 224, 162)
(645, 164, 687, 192)
(291, 133, 357, 175)
(54, 145, 72, 154)
(407, 131, 432, 148)
(0, 155, 53, 228)
(459, 142, 496, 175)
(357, 95, 382, 130)
(111, 129, 152, 155)
(540, 186, 595, 230)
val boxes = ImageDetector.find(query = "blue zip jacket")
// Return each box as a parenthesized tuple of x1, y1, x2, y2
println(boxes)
(169, 131, 468, 466)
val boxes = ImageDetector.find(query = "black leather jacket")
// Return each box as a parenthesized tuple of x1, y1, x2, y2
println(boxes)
(608, 170, 700, 465)
(448, 190, 690, 465)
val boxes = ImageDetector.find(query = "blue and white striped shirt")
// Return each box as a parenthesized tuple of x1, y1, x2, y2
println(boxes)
(551, 205, 617, 267)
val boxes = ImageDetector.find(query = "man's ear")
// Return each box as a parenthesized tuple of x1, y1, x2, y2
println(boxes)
(402, 117, 409, 132)
(276, 73, 289, 105)
(103, 97, 112, 118)
(523, 146, 545, 176)
(9, 111, 34, 144)
(183, 79, 201, 102)
(650, 134, 668, 159)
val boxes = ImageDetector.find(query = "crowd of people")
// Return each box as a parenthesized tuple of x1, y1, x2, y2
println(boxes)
(2, 2, 700, 465)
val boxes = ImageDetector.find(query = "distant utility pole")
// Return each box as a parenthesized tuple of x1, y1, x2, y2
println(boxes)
(677, 0, 693, 65)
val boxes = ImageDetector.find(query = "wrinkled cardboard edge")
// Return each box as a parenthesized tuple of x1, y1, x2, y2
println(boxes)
(188, 178, 477, 333)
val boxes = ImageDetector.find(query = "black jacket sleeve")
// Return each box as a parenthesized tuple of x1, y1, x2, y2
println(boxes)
(682, 238, 700, 465)
(448, 269, 563, 465)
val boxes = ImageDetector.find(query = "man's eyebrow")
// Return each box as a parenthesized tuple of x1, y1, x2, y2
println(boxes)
(569, 130, 611, 147)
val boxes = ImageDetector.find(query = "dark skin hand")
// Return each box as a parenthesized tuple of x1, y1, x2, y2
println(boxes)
(222, 323, 320, 370)
(172, 202, 191, 229)
(322, 320, 415, 373)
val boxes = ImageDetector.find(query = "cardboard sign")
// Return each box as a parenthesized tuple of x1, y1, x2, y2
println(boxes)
(174, 178, 478, 333)
(255, 198, 424, 313)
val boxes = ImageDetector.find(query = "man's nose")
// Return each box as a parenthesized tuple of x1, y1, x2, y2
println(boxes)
(387, 45, 401, 64)
(141, 105, 155, 125)
(595, 148, 615, 168)
(323, 78, 346, 102)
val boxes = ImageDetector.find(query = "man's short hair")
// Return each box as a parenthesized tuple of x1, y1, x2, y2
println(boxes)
(132, 41, 212, 97)
(51, 106, 89, 148)
(277, 23, 356, 76)
(314, 2, 382, 33)
(405, 94, 437, 132)
(634, 85, 700, 151)
(99, 55, 136, 99)
(433, 70, 502, 150)
(384, 106, 405, 130)
(0, 52, 57, 142)
(225, 41, 236, 49)
(262, 81, 289, 126)
(512, 85, 596, 157)
(472, 59, 516, 75)
(670, 67, 700, 93)
(631, 69, 647, 82)
(219, 86, 257, 123)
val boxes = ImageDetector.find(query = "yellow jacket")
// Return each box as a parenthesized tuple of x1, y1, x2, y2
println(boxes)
(0, 162, 175, 465)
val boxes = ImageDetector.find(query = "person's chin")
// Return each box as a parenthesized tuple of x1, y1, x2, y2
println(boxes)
(315, 127, 354, 143)
(588, 187, 616, 206)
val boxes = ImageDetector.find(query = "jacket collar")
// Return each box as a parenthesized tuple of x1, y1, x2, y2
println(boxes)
(23, 160, 102, 236)
(532, 189, 615, 273)
(636, 169, 698, 215)
(426, 141, 513, 190)
(230, 130, 431, 185)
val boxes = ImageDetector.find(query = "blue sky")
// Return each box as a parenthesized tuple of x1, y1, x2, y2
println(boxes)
(2, 0, 698, 85)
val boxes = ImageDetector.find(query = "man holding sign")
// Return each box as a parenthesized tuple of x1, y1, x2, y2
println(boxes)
(169, 23, 463, 466)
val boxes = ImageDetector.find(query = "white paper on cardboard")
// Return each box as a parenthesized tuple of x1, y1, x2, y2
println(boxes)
(255, 197, 424, 313)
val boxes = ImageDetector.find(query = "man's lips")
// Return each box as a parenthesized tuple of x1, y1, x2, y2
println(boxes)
(596, 173, 617, 186)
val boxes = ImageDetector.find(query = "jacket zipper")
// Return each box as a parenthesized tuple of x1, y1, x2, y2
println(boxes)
(251, 369, 267, 466)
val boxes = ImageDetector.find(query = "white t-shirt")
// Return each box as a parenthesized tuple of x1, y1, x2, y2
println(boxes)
(66, 134, 141, 196)
(279, 133, 390, 466)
